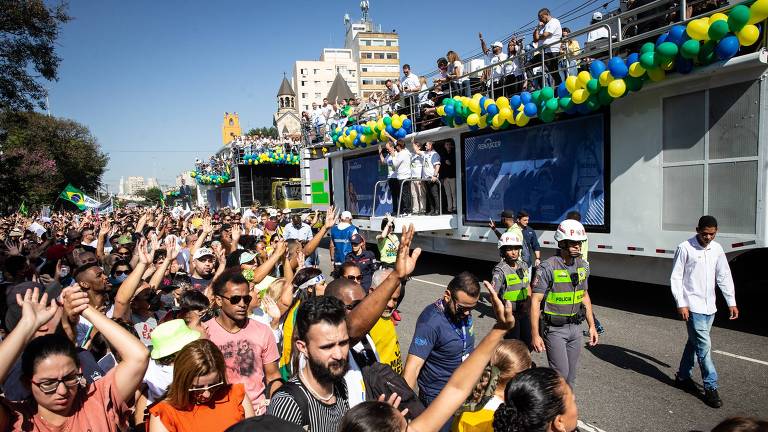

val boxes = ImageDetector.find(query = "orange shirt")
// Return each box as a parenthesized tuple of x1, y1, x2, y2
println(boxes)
(149, 383, 246, 432)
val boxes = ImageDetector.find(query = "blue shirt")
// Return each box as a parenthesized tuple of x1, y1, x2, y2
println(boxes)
(330, 224, 357, 264)
(408, 301, 475, 400)
(521, 226, 540, 266)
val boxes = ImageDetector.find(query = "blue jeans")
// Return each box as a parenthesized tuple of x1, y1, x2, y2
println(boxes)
(677, 312, 718, 390)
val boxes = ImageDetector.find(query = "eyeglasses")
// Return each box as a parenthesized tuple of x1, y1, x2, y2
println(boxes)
(220, 294, 252, 305)
(345, 274, 363, 282)
(452, 297, 477, 316)
(345, 299, 363, 311)
(188, 381, 225, 393)
(32, 373, 84, 394)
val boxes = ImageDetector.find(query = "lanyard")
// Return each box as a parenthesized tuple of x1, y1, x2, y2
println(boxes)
(436, 300, 470, 355)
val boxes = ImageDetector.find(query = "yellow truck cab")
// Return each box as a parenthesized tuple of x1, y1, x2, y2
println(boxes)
(272, 178, 309, 210)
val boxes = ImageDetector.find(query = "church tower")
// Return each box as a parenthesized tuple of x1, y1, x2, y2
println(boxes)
(273, 74, 301, 137)
(221, 112, 242, 145)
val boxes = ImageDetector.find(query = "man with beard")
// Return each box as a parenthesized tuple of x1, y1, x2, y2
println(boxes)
(206, 270, 281, 415)
(403, 272, 481, 432)
(190, 247, 216, 292)
(72, 262, 113, 346)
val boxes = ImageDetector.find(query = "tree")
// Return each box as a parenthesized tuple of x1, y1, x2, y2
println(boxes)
(245, 127, 278, 139)
(139, 187, 163, 206)
(0, 0, 71, 112)
(0, 111, 108, 208)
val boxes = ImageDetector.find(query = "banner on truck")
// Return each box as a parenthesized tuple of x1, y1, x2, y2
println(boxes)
(462, 113, 607, 228)
(343, 153, 392, 217)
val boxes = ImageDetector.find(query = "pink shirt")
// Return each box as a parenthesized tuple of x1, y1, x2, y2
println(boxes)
(206, 318, 279, 415)
(2, 368, 128, 432)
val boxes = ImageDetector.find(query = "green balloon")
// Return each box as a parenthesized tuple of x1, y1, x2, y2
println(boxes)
(640, 42, 656, 54)
(545, 98, 559, 112)
(558, 96, 572, 110)
(586, 79, 600, 94)
(680, 39, 701, 59)
(531, 90, 542, 105)
(698, 40, 717, 65)
(383, 116, 392, 126)
(640, 52, 657, 69)
(728, 5, 751, 33)
(708, 20, 729, 41)
(598, 87, 613, 105)
(364, 126, 371, 134)
(586, 95, 600, 111)
(540, 86, 555, 100)
(540, 110, 555, 123)
(657, 41, 680, 59)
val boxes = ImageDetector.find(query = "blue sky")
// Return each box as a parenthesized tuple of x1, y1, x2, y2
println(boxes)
(47, 0, 603, 192)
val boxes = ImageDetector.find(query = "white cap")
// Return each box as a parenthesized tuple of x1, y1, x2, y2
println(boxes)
(341, 210, 353, 220)
(554, 220, 588, 242)
(282, 208, 291, 214)
(268, 208, 278, 217)
(498, 232, 523, 249)
(592, 11, 603, 21)
(193, 248, 215, 260)
(491, 41, 503, 48)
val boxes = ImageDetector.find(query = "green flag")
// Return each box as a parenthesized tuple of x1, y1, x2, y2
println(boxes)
(18, 201, 28, 216)
(59, 184, 87, 210)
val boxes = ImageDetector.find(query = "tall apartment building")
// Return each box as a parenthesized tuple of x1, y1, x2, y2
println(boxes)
(126, 176, 145, 195)
(344, 3, 400, 100)
(293, 48, 359, 113)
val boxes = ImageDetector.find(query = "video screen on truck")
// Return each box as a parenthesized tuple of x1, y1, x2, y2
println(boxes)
(343, 152, 393, 217)
(462, 113, 607, 229)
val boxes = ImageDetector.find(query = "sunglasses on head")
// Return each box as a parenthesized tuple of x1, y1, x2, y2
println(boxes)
(220, 294, 252, 305)
(345, 274, 363, 282)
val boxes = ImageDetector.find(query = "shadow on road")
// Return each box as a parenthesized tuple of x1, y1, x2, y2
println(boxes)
(586, 344, 675, 386)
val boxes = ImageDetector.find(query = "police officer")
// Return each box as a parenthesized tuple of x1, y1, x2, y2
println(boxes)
(491, 231, 532, 346)
(530, 219, 599, 387)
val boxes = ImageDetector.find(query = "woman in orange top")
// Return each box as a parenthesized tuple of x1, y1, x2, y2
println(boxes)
(148, 339, 255, 432)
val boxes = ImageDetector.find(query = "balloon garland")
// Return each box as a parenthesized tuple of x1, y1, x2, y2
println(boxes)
(436, 3, 764, 130)
(331, 113, 413, 149)
(241, 148, 300, 166)
(164, 190, 181, 198)
(190, 169, 232, 185)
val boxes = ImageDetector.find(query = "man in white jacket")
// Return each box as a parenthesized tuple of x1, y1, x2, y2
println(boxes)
(670, 215, 739, 409)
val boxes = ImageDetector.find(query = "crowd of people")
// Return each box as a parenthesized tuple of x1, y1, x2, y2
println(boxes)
(194, 153, 231, 176)
(229, 135, 301, 157)
(0, 197, 757, 431)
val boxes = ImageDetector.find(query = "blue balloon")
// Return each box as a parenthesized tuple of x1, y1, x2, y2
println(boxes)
(395, 128, 407, 139)
(589, 59, 607, 78)
(345, 128, 351, 135)
(402, 118, 412, 131)
(444, 104, 455, 116)
(386, 125, 396, 135)
(667, 25, 688, 46)
(510, 95, 522, 108)
(520, 91, 532, 104)
(716, 36, 739, 60)
(486, 104, 499, 117)
(625, 53, 640, 66)
(655, 32, 668, 46)
(676, 58, 693, 74)
(608, 56, 629, 78)
(523, 102, 538, 117)
(556, 83, 568, 97)
(454, 115, 465, 125)
(479, 97, 488, 114)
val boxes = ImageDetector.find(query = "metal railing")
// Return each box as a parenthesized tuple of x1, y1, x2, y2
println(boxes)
(371, 178, 444, 218)
(303, 0, 765, 148)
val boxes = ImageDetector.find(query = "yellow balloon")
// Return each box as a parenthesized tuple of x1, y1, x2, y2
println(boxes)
(749, 0, 768, 24)
(467, 113, 480, 126)
(483, 98, 494, 110)
(607, 79, 626, 98)
(436, 105, 446, 116)
(392, 117, 403, 129)
(499, 107, 513, 121)
(515, 112, 530, 127)
(709, 12, 728, 22)
(377, 119, 385, 130)
(686, 18, 709, 41)
(478, 114, 488, 129)
(496, 96, 510, 110)
(577, 71, 591, 87)
(628, 62, 646, 78)
(469, 99, 481, 114)
(737, 24, 760, 46)
(647, 67, 665, 82)
(571, 88, 589, 104)
(598, 70, 613, 87)
(472, 93, 483, 100)
(565, 75, 578, 93)
(491, 114, 502, 128)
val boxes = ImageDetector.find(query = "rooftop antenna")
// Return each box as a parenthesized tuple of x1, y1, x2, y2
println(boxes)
(360, 0, 369, 23)
(344, 13, 350, 26)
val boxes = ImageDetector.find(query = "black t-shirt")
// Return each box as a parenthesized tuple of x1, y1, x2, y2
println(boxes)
(190, 276, 212, 292)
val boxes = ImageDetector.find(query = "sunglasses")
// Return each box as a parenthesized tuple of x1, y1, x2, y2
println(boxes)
(345, 274, 363, 282)
(345, 299, 363, 311)
(113, 270, 129, 276)
(220, 294, 252, 305)
(32, 373, 84, 394)
(452, 297, 477, 315)
(188, 381, 225, 393)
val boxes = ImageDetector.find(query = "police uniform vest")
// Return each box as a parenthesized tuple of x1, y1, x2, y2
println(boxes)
(542, 256, 588, 324)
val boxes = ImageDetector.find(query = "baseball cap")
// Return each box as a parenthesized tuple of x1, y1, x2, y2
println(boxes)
(150, 319, 201, 360)
(268, 209, 278, 217)
(341, 210, 353, 220)
(501, 210, 516, 219)
(193, 247, 215, 260)
(282, 208, 291, 214)
(592, 11, 603, 20)
(239, 251, 258, 265)
(491, 41, 503, 48)
(350, 233, 364, 245)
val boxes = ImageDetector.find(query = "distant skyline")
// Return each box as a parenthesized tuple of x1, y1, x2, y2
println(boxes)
(46, 0, 603, 193)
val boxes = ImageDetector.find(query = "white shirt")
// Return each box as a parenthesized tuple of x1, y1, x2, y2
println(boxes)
(385, 154, 396, 179)
(587, 26, 610, 43)
(670, 236, 736, 315)
(143, 360, 174, 404)
(393, 149, 412, 180)
(401, 73, 421, 94)
(422, 150, 441, 178)
(345, 336, 380, 408)
(410, 153, 423, 179)
(283, 223, 313, 242)
(541, 18, 562, 53)
(448, 61, 468, 82)
(488, 52, 510, 80)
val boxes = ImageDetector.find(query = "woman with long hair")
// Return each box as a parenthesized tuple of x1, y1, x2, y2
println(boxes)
(452, 340, 532, 431)
(446, 50, 471, 97)
(148, 339, 255, 432)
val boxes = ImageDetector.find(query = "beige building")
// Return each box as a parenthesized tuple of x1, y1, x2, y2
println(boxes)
(344, 13, 400, 100)
(293, 48, 359, 113)
(273, 76, 302, 136)
(126, 176, 145, 195)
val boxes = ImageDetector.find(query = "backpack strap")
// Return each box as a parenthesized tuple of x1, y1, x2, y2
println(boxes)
(274, 381, 310, 429)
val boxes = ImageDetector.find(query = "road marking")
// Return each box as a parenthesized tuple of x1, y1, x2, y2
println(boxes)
(714, 350, 768, 366)
(410, 277, 446, 288)
(578, 420, 607, 432)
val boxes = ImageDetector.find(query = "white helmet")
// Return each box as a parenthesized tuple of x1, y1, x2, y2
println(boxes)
(498, 232, 523, 249)
(554, 219, 587, 242)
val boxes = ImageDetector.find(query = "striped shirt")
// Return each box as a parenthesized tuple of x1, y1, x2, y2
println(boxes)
(267, 377, 349, 432)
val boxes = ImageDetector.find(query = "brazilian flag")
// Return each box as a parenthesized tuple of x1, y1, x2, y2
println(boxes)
(59, 184, 87, 210)
(18, 201, 28, 216)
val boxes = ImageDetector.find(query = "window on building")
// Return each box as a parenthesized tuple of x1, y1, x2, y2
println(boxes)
(661, 81, 760, 234)
(315, 92, 321, 98)
(361, 52, 373, 59)
(386, 53, 398, 59)
(314, 81, 320, 85)
(371, 39, 386, 46)
(301, 93, 308, 98)
(361, 67, 368, 72)
(362, 79, 373, 85)
(360, 39, 371, 46)
(300, 68, 307, 75)
(301, 81, 307, 86)
(313, 69, 319, 74)
(386, 40, 398, 47)
(374, 53, 385, 59)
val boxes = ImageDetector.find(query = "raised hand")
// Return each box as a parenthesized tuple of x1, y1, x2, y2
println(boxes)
(165, 237, 180, 260)
(61, 285, 89, 322)
(16, 286, 58, 331)
(273, 239, 287, 256)
(395, 224, 422, 279)
(137, 238, 152, 265)
(261, 295, 281, 321)
(295, 249, 306, 270)
(4, 238, 20, 256)
(202, 217, 213, 234)
(323, 205, 338, 230)
(99, 220, 111, 238)
(483, 280, 515, 330)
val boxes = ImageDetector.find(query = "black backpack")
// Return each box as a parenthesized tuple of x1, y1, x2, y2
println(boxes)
(349, 338, 425, 421)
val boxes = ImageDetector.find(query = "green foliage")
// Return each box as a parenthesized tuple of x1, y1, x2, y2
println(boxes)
(0, 0, 71, 111)
(245, 127, 278, 139)
(139, 187, 163, 205)
(0, 111, 108, 207)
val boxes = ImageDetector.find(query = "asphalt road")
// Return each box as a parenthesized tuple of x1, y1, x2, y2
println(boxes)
(316, 247, 768, 432)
